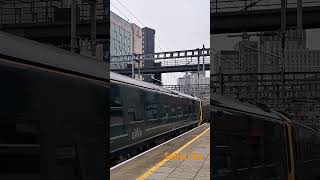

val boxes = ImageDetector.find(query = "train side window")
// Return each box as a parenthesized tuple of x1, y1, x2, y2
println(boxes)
(111, 84, 123, 123)
(111, 84, 122, 107)
(188, 105, 192, 115)
(145, 91, 154, 120)
(110, 84, 127, 137)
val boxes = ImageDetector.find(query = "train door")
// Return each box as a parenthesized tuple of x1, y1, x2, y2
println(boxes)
(110, 83, 128, 155)
(125, 85, 145, 145)
(0, 60, 40, 180)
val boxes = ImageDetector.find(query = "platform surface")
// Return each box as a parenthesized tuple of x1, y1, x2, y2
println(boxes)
(110, 123, 210, 180)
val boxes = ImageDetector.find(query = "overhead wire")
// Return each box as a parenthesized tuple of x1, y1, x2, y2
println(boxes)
(113, 0, 171, 52)
(111, 0, 177, 80)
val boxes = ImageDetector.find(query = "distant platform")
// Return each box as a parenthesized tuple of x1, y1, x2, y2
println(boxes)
(110, 123, 210, 180)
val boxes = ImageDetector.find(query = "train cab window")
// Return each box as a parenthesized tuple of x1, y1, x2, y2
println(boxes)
(111, 84, 122, 107)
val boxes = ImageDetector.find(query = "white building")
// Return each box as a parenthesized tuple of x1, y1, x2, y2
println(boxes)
(177, 72, 209, 103)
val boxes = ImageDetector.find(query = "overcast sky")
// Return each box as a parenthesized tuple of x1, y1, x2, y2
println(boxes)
(110, 0, 320, 85)
(110, 0, 210, 85)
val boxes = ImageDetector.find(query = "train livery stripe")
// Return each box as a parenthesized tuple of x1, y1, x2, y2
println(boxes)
(276, 112, 296, 180)
(198, 101, 203, 126)
(136, 128, 210, 180)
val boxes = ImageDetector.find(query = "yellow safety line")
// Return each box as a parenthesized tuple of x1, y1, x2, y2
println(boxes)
(136, 128, 210, 180)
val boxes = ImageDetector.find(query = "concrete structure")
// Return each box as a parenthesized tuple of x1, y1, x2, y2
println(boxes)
(212, 50, 240, 74)
(0, 0, 110, 61)
(113, 64, 210, 75)
(211, 2, 320, 34)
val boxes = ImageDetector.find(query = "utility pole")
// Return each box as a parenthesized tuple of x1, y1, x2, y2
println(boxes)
(71, 0, 77, 53)
(132, 55, 135, 79)
(202, 44, 205, 74)
(138, 59, 141, 80)
(197, 48, 200, 97)
(297, 0, 303, 45)
(90, 1, 97, 57)
(281, 0, 287, 106)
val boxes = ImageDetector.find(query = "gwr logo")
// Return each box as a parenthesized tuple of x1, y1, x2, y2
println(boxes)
(131, 128, 142, 140)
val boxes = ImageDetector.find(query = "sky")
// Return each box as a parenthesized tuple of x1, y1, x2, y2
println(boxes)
(110, 0, 210, 85)
(110, 0, 320, 85)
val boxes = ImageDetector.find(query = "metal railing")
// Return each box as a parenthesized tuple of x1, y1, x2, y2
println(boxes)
(211, 0, 320, 13)
(111, 48, 210, 70)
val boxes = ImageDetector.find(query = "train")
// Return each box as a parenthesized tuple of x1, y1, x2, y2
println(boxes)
(0, 31, 205, 177)
(211, 93, 320, 180)
(110, 72, 204, 165)
(0, 31, 109, 180)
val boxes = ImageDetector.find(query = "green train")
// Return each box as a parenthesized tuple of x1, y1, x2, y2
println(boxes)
(110, 72, 203, 165)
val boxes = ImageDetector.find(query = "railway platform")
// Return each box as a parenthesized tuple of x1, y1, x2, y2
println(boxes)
(110, 123, 210, 180)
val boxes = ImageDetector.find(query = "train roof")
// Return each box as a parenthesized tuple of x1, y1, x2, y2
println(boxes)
(0, 31, 108, 80)
(211, 93, 282, 120)
(110, 72, 200, 101)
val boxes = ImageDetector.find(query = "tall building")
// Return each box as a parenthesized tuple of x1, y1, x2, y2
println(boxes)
(131, 23, 143, 54)
(284, 50, 320, 72)
(141, 27, 158, 83)
(142, 27, 155, 55)
(110, 11, 132, 56)
(259, 29, 309, 73)
(109, 13, 158, 77)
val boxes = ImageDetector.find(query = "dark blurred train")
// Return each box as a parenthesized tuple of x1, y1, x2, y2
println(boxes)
(110, 72, 204, 164)
(211, 94, 320, 180)
(0, 31, 109, 180)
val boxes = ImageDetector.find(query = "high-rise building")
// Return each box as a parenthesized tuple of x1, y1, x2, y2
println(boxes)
(141, 27, 158, 83)
(110, 11, 132, 56)
(131, 23, 143, 54)
(142, 27, 155, 55)
(259, 29, 309, 73)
